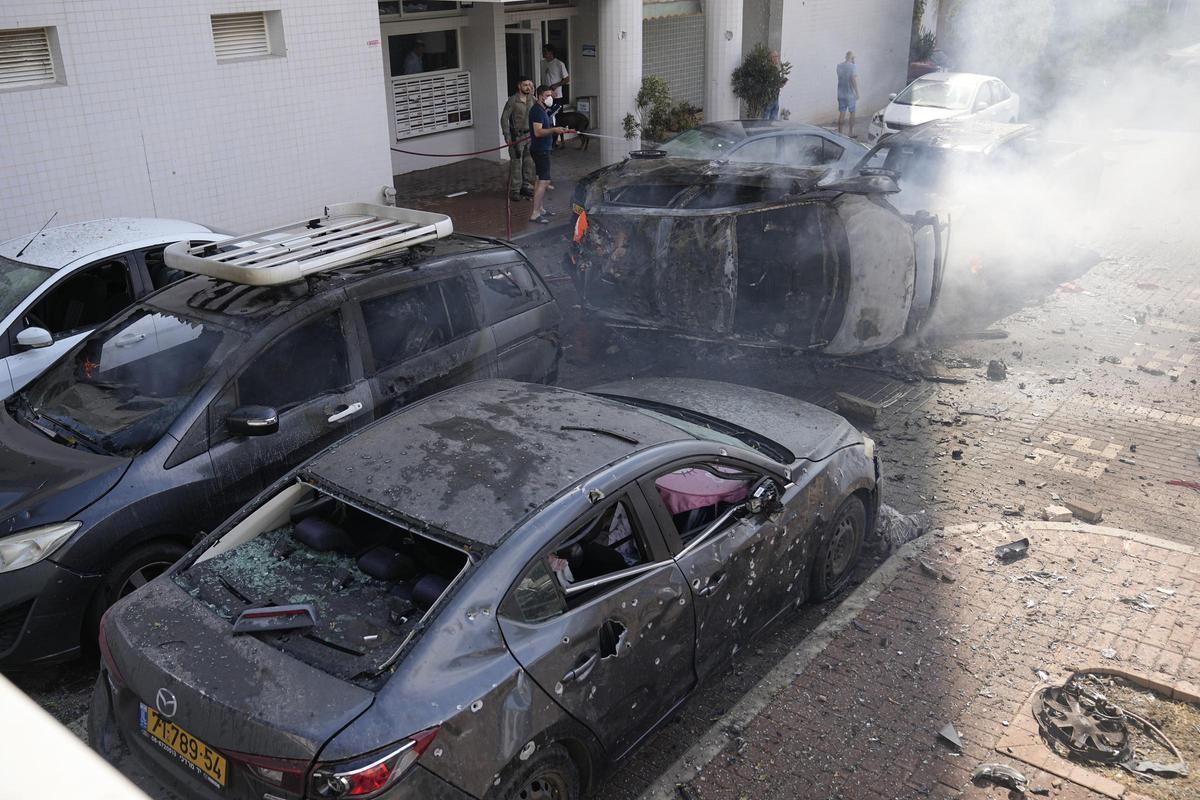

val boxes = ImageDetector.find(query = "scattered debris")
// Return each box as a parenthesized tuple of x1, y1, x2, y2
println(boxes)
(952, 449, 964, 460)
(1035, 674, 1190, 785)
(1047, 376, 1066, 384)
(1120, 593, 1159, 613)
(1166, 480, 1200, 493)
(1042, 505, 1073, 522)
(1099, 355, 1122, 364)
(987, 359, 1008, 380)
(1138, 364, 1167, 376)
(996, 538, 1030, 563)
(1101, 648, 1118, 659)
(938, 722, 964, 750)
(1062, 500, 1104, 524)
(972, 763, 1028, 793)
(918, 558, 957, 583)
(835, 391, 881, 424)
(875, 504, 928, 549)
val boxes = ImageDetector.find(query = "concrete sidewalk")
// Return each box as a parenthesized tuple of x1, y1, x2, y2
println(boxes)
(643, 521, 1200, 800)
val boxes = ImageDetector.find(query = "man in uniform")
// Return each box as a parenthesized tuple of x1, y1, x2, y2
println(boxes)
(500, 76, 536, 201)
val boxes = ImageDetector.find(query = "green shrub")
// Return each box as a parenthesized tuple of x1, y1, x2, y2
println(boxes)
(730, 43, 791, 118)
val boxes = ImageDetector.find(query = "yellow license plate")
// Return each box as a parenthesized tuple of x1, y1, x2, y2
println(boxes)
(140, 703, 227, 788)
(572, 203, 585, 215)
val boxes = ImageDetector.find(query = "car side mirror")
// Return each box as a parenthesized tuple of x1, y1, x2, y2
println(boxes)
(974, 101, 988, 112)
(747, 478, 784, 517)
(888, 93, 897, 101)
(226, 405, 279, 437)
(16, 327, 53, 349)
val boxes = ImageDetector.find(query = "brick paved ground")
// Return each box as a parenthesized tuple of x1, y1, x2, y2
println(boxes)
(670, 522, 1200, 800)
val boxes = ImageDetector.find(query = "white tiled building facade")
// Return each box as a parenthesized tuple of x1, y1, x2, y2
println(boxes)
(0, 1, 393, 241)
(0, 0, 914, 239)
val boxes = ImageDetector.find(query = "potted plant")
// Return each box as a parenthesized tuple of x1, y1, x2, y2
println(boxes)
(731, 43, 791, 119)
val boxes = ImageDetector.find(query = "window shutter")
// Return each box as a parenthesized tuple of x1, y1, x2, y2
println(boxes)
(211, 12, 270, 62)
(0, 28, 56, 90)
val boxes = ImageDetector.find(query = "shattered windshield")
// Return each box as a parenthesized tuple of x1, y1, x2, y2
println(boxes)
(0, 257, 53, 321)
(894, 77, 977, 110)
(660, 127, 742, 159)
(18, 306, 245, 455)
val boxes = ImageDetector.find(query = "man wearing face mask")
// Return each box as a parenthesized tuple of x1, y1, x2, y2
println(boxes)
(500, 76, 536, 201)
(528, 85, 567, 224)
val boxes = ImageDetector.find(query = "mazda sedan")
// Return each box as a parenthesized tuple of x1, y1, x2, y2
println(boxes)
(91, 379, 878, 800)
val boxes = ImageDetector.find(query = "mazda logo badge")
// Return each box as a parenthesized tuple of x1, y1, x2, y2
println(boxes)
(155, 688, 178, 718)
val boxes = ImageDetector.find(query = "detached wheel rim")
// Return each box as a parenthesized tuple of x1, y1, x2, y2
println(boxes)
(825, 515, 859, 585)
(517, 771, 569, 800)
(119, 560, 173, 600)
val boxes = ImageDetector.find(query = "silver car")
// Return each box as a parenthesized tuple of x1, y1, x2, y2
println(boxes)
(0, 218, 225, 398)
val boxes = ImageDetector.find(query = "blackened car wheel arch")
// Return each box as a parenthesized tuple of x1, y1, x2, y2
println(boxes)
(489, 744, 580, 800)
(810, 495, 866, 601)
(83, 539, 190, 650)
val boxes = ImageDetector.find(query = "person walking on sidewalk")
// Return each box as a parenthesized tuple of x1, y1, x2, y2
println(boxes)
(500, 76, 536, 201)
(528, 85, 568, 224)
(836, 51, 860, 137)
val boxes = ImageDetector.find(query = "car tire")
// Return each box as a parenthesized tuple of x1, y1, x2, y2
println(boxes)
(489, 744, 579, 800)
(810, 496, 866, 601)
(83, 540, 189, 650)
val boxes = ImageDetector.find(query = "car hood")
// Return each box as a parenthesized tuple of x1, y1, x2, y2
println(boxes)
(884, 103, 964, 127)
(0, 411, 130, 538)
(588, 378, 862, 462)
(107, 576, 375, 760)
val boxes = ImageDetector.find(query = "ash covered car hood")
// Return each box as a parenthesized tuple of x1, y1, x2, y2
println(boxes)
(0, 410, 129, 537)
(883, 103, 965, 129)
(588, 378, 861, 463)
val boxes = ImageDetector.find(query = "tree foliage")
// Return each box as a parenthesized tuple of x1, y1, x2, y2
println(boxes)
(730, 44, 791, 119)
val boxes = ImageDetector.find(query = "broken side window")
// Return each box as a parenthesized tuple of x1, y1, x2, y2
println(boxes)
(653, 464, 756, 544)
(361, 283, 454, 371)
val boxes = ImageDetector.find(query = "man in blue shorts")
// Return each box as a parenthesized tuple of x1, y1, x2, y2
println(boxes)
(528, 84, 568, 224)
(837, 51, 860, 138)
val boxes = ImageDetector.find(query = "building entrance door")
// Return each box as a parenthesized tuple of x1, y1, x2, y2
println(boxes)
(505, 23, 535, 96)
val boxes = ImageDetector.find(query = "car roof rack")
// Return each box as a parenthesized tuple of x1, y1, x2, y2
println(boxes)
(163, 203, 453, 286)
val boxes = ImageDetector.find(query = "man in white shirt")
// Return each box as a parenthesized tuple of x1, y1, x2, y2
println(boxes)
(403, 40, 424, 75)
(542, 44, 569, 99)
(542, 45, 569, 148)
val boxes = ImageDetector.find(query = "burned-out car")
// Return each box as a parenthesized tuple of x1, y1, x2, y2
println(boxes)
(0, 204, 560, 667)
(570, 157, 948, 355)
(91, 378, 878, 800)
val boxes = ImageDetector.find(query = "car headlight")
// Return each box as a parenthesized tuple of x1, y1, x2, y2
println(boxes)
(861, 435, 876, 460)
(0, 522, 82, 573)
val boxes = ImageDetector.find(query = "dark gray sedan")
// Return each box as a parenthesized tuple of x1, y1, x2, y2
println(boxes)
(90, 379, 879, 800)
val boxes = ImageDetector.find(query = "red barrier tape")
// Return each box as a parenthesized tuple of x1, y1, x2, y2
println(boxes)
(390, 131, 578, 158)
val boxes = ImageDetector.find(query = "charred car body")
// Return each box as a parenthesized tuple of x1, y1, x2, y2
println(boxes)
(570, 156, 948, 355)
(91, 378, 877, 800)
(0, 205, 561, 667)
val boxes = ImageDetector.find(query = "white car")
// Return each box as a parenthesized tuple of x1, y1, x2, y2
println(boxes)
(867, 72, 1020, 144)
(0, 218, 225, 399)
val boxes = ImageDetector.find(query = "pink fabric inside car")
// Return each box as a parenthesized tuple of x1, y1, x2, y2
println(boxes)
(655, 467, 749, 515)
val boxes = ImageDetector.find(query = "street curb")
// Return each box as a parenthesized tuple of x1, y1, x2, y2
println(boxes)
(636, 519, 1191, 800)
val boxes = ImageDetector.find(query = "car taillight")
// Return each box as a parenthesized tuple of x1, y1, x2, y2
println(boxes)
(309, 727, 439, 799)
(97, 607, 127, 690)
(225, 751, 309, 794)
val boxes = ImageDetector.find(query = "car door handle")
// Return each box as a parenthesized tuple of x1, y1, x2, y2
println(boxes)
(327, 402, 364, 424)
(561, 652, 599, 684)
(697, 572, 726, 597)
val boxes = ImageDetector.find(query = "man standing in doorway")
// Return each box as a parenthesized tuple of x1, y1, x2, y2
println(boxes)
(500, 76, 536, 201)
(403, 40, 425, 75)
(837, 51, 859, 137)
(542, 45, 569, 148)
(528, 85, 568, 224)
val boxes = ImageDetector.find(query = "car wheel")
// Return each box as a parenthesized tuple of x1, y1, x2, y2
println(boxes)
(84, 540, 189, 649)
(490, 744, 579, 800)
(810, 496, 866, 601)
